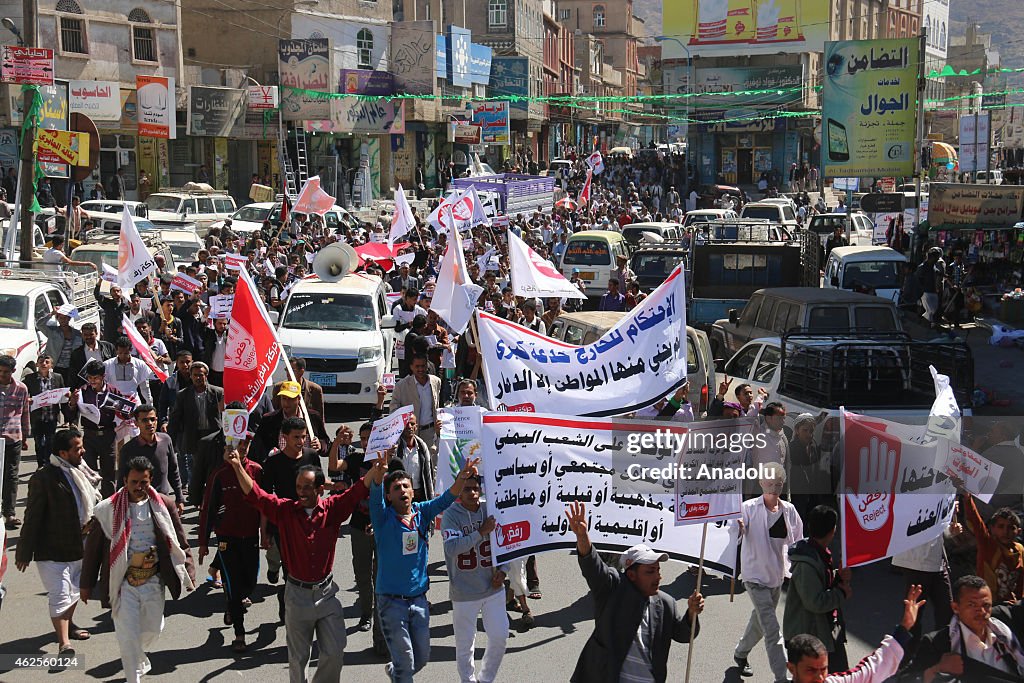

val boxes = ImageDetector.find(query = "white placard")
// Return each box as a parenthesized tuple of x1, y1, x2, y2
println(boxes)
(223, 408, 249, 442)
(943, 442, 1003, 504)
(366, 405, 414, 456)
(31, 387, 70, 410)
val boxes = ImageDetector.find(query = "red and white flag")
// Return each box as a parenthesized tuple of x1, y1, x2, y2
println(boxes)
(585, 149, 605, 175)
(507, 229, 586, 300)
(170, 272, 202, 294)
(117, 206, 157, 289)
(121, 314, 169, 382)
(293, 175, 335, 216)
(577, 169, 593, 206)
(224, 268, 283, 412)
(388, 183, 416, 249)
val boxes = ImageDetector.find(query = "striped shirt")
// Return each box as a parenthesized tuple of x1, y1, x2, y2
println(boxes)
(0, 379, 31, 443)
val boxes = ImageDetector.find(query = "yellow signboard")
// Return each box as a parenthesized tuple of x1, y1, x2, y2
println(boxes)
(662, 0, 831, 59)
(35, 129, 90, 166)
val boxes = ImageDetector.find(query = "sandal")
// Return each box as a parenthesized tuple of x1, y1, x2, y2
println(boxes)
(68, 627, 90, 640)
(230, 638, 247, 653)
(528, 590, 542, 600)
(206, 575, 223, 590)
(4, 516, 21, 529)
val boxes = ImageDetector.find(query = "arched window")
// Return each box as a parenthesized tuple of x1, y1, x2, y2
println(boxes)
(56, 0, 88, 54)
(357, 28, 373, 69)
(130, 8, 156, 62)
(593, 4, 605, 28)
(940, 22, 946, 49)
(924, 15, 931, 45)
(488, 0, 507, 29)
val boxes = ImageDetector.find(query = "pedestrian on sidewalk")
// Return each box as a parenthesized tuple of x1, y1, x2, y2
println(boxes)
(81, 456, 196, 683)
(15, 427, 102, 654)
(733, 462, 803, 681)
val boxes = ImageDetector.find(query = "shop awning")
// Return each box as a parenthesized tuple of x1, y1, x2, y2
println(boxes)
(931, 141, 958, 163)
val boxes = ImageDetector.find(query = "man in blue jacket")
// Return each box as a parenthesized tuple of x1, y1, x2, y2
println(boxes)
(371, 455, 481, 682)
(565, 501, 704, 683)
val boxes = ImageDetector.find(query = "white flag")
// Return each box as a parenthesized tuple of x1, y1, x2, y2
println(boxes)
(389, 184, 416, 249)
(432, 205, 483, 334)
(507, 229, 586, 300)
(585, 149, 605, 175)
(427, 191, 457, 233)
(431, 187, 489, 235)
(117, 206, 157, 289)
(293, 175, 336, 215)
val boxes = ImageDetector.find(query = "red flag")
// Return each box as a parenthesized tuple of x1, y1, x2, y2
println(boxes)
(224, 268, 282, 412)
(280, 177, 290, 228)
(577, 169, 593, 206)
(121, 315, 169, 382)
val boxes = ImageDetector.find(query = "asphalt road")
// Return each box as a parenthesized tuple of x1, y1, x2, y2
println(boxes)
(1, 407, 923, 682)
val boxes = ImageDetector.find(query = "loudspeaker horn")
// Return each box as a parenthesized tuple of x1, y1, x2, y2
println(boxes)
(312, 242, 358, 282)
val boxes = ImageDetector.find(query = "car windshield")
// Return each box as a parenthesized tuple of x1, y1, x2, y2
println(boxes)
(69, 249, 118, 275)
(234, 205, 278, 222)
(741, 206, 781, 221)
(282, 293, 376, 331)
(167, 243, 197, 263)
(809, 216, 847, 234)
(144, 196, 182, 212)
(684, 214, 717, 227)
(842, 261, 901, 290)
(0, 293, 28, 329)
(563, 239, 611, 266)
(634, 253, 683, 277)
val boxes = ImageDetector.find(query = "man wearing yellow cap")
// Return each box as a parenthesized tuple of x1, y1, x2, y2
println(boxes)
(251, 380, 330, 465)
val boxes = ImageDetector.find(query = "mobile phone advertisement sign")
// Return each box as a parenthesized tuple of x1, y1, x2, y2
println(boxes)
(822, 37, 918, 179)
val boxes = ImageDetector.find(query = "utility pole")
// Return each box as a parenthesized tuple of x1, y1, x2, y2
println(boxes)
(912, 29, 926, 261)
(17, 0, 37, 265)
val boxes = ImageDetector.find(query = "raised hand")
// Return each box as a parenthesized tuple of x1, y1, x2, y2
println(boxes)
(565, 501, 589, 539)
(717, 375, 732, 398)
(900, 584, 926, 631)
(363, 452, 389, 488)
(846, 435, 897, 532)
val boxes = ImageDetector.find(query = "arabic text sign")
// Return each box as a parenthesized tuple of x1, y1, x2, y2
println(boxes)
(437, 405, 485, 493)
(37, 82, 69, 178)
(69, 80, 120, 121)
(488, 57, 528, 112)
(841, 411, 956, 568)
(170, 272, 202, 294)
(943, 443, 1003, 504)
(959, 113, 990, 173)
(136, 75, 175, 139)
(31, 387, 70, 411)
(366, 405, 414, 455)
(36, 129, 89, 166)
(927, 183, 1024, 229)
(478, 268, 687, 417)
(692, 65, 804, 105)
(472, 101, 510, 145)
(1, 46, 53, 86)
(328, 99, 405, 134)
(188, 86, 246, 138)
(822, 38, 918, 178)
(674, 418, 750, 525)
(278, 38, 331, 121)
(210, 294, 234, 318)
(481, 413, 738, 572)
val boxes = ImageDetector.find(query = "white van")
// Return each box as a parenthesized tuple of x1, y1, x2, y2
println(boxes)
(620, 221, 682, 247)
(975, 170, 1004, 185)
(273, 273, 396, 410)
(822, 246, 908, 303)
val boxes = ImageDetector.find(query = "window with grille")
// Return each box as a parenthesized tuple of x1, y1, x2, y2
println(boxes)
(356, 29, 373, 69)
(559, 8, 570, 20)
(59, 16, 87, 54)
(489, 0, 507, 29)
(132, 25, 156, 62)
(130, 9, 156, 62)
(593, 5, 605, 28)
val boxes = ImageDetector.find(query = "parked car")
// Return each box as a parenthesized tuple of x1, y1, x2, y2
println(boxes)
(630, 243, 688, 292)
(144, 185, 237, 234)
(709, 287, 903, 357)
(806, 212, 875, 247)
(682, 209, 737, 228)
(558, 230, 631, 297)
(620, 221, 683, 247)
(739, 201, 800, 233)
(822, 246, 908, 303)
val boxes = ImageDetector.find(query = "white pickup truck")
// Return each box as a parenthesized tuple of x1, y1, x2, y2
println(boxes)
(0, 265, 100, 378)
(717, 330, 973, 447)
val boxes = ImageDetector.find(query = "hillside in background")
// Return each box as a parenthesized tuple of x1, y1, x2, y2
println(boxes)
(951, 3, 1023, 71)
(633, 0, 661, 39)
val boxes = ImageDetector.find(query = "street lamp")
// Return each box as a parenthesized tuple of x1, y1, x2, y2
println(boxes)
(2, 18, 24, 46)
(654, 35, 692, 150)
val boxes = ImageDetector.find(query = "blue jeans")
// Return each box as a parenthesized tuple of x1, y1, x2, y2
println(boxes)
(377, 593, 430, 682)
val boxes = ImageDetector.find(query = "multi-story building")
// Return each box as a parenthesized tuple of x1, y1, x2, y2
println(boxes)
(0, 0, 183, 200)
(922, 0, 950, 104)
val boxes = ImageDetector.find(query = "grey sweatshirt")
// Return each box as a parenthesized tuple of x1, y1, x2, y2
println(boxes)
(441, 500, 508, 602)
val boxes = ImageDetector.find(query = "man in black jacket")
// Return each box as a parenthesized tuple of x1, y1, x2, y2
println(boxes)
(167, 362, 223, 493)
(69, 323, 115, 390)
(898, 574, 1024, 683)
(24, 354, 66, 466)
(565, 501, 704, 683)
(94, 282, 129, 344)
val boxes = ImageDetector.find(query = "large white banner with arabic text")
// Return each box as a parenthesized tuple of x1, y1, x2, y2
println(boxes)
(477, 267, 687, 416)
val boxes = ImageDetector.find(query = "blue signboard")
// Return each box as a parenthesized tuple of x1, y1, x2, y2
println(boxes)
(447, 26, 472, 88)
(469, 43, 492, 86)
(489, 57, 529, 111)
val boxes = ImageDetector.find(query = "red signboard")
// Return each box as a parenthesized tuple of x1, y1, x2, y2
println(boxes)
(1, 46, 54, 86)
